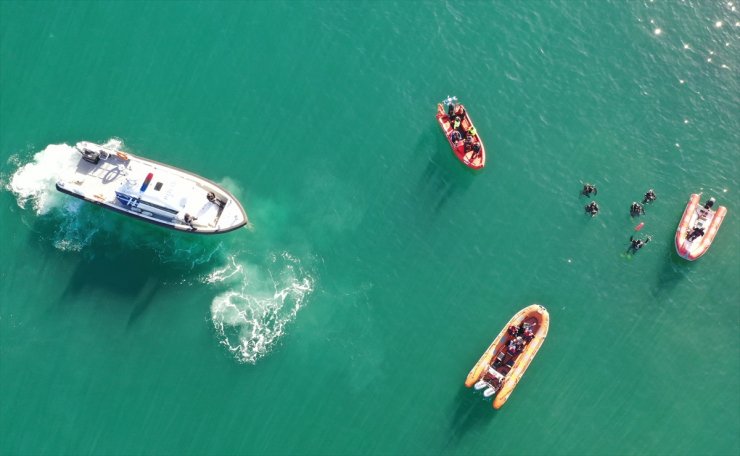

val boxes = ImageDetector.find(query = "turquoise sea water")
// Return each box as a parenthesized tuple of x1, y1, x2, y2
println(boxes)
(1, 1, 738, 455)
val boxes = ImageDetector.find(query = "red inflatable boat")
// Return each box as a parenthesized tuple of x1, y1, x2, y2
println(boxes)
(675, 193, 727, 261)
(436, 96, 486, 170)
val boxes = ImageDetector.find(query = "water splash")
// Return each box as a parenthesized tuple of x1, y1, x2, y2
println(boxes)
(5, 142, 107, 251)
(6, 143, 81, 215)
(208, 251, 315, 364)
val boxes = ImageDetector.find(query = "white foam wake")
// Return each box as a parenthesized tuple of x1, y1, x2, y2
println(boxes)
(6, 143, 80, 215)
(4, 140, 126, 251)
(208, 251, 314, 364)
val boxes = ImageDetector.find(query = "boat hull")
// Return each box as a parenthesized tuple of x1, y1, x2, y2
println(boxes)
(674, 194, 727, 260)
(436, 103, 486, 169)
(465, 304, 549, 409)
(56, 142, 248, 234)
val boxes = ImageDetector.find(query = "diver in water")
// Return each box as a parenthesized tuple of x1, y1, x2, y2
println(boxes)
(582, 183, 598, 197)
(585, 201, 600, 217)
(628, 235, 652, 253)
(630, 202, 645, 216)
(643, 189, 657, 204)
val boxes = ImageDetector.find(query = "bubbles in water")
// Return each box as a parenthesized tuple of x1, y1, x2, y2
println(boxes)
(209, 252, 315, 364)
(654, 28, 662, 35)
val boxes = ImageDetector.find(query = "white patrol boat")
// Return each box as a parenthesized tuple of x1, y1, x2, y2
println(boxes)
(56, 141, 248, 234)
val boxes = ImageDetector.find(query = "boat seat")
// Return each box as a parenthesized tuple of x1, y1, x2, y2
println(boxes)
(488, 367, 505, 382)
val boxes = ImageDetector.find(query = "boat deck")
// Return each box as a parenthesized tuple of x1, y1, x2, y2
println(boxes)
(57, 143, 247, 233)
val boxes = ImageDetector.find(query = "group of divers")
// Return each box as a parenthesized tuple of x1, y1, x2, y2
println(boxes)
(581, 183, 658, 254)
(483, 322, 537, 391)
(445, 100, 483, 161)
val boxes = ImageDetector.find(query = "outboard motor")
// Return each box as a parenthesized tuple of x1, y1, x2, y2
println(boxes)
(474, 380, 488, 391)
(704, 198, 715, 210)
(483, 386, 497, 398)
(80, 148, 100, 164)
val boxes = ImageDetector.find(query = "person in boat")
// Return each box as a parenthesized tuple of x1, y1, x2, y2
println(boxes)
(507, 340, 519, 355)
(184, 213, 197, 229)
(449, 130, 462, 143)
(452, 104, 466, 119)
(523, 326, 534, 342)
(471, 142, 482, 159)
(467, 125, 477, 138)
(464, 135, 473, 154)
(628, 235, 652, 253)
(585, 201, 599, 217)
(643, 189, 657, 204)
(582, 183, 598, 196)
(453, 116, 462, 131)
(630, 202, 645, 216)
(687, 226, 705, 241)
(508, 325, 519, 337)
(447, 101, 456, 118)
(207, 192, 226, 208)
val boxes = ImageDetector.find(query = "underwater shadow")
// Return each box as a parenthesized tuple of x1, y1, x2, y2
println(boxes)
(443, 386, 496, 449)
(27, 213, 220, 326)
(651, 244, 692, 298)
(415, 128, 476, 214)
(59, 247, 165, 325)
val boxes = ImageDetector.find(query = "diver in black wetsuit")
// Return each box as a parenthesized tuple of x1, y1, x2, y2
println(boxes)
(628, 235, 652, 253)
(643, 189, 657, 204)
(630, 202, 645, 216)
(471, 142, 482, 159)
(585, 201, 599, 217)
(687, 226, 705, 241)
(582, 183, 598, 197)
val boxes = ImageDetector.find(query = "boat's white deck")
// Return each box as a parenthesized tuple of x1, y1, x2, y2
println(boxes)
(57, 144, 247, 233)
